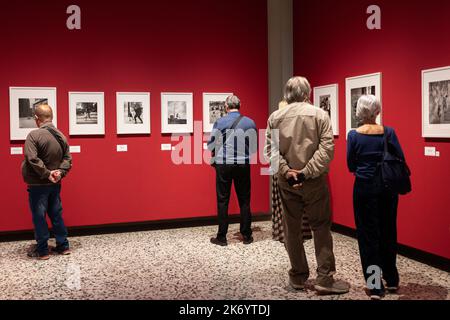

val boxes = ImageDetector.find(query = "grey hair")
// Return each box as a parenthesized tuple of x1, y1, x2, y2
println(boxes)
(225, 95, 241, 110)
(283, 76, 311, 104)
(356, 95, 381, 123)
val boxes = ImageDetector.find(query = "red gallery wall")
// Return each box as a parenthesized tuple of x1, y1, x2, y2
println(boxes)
(294, 0, 450, 258)
(0, 1, 270, 232)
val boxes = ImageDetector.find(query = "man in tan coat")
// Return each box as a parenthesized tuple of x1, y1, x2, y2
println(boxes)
(265, 76, 349, 294)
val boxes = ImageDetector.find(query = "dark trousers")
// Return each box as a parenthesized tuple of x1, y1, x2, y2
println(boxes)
(215, 164, 252, 240)
(353, 176, 399, 289)
(28, 184, 69, 255)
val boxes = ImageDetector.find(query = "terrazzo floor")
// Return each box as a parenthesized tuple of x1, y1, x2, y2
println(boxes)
(0, 221, 448, 300)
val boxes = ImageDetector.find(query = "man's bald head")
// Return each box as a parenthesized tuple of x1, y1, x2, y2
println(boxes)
(35, 104, 53, 122)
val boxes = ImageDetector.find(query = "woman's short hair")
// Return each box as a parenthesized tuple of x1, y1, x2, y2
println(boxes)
(356, 95, 381, 123)
(283, 76, 311, 104)
(225, 95, 241, 110)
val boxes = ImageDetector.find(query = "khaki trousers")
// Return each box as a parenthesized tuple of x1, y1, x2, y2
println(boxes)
(278, 174, 336, 287)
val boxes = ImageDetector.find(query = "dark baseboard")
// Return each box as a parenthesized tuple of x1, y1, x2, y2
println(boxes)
(0, 214, 447, 273)
(0, 212, 272, 243)
(331, 223, 450, 273)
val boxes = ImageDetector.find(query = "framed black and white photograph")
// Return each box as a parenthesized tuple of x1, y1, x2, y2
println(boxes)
(346, 72, 382, 135)
(313, 84, 339, 136)
(69, 92, 105, 135)
(203, 93, 232, 132)
(422, 66, 450, 138)
(9, 87, 58, 140)
(116, 92, 151, 135)
(161, 93, 193, 134)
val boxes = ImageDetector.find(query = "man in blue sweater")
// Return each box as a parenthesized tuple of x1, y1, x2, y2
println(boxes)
(207, 95, 257, 246)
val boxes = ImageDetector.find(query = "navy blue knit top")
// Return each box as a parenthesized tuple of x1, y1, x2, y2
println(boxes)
(347, 126, 405, 180)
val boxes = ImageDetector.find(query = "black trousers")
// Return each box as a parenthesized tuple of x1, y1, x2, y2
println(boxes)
(215, 164, 252, 240)
(353, 176, 399, 289)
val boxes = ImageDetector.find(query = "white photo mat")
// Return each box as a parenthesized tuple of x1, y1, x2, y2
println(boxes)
(9, 87, 57, 140)
(161, 93, 193, 134)
(203, 92, 232, 132)
(116, 92, 151, 135)
(422, 66, 450, 138)
(313, 84, 339, 136)
(69, 92, 105, 135)
(346, 72, 382, 136)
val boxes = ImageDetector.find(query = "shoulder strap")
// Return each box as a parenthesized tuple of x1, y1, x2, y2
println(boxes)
(44, 127, 68, 157)
(230, 115, 244, 130)
(383, 127, 389, 154)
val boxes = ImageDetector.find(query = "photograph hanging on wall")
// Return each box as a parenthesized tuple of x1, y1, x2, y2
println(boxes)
(345, 72, 382, 135)
(203, 93, 232, 132)
(116, 92, 151, 135)
(161, 93, 193, 134)
(313, 84, 339, 136)
(9, 87, 57, 140)
(422, 66, 450, 138)
(69, 92, 105, 135)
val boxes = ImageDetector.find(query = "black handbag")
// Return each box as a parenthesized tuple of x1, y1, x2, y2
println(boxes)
(380, 129, 412, 195)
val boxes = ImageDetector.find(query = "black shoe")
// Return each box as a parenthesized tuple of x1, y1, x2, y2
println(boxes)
(368, 288, 385, 300)
(243, 236, 254, 245)
(51, 246, 71, 255)
(27, 247, 50, 260)
(210, 237, 227, 247)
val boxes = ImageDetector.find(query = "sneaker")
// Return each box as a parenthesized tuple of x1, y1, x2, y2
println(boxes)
(369, 289, 386, 300)
(386, 286, 399, 293)
(314, 279, 350, 295)
(52, 246, 71, 255)
(243, 236, 254, 245)
(27, 249, 50, 261)
(210, 237, 227, 247)
(289, 280, 305, 291)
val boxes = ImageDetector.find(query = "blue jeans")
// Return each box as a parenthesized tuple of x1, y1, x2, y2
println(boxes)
(28, 184, 69, 255)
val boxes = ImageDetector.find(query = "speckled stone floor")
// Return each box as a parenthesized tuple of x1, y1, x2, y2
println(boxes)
(0, 221, 448, 300)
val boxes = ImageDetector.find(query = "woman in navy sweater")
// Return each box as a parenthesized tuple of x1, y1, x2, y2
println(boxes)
(347, 95, 406, 300)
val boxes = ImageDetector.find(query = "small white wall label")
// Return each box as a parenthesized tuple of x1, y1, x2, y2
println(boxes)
(10, 147, 23, 155)
(70, 146, 81, 153)
(117, 145, 128, 152)
(424, 146, 437, 157)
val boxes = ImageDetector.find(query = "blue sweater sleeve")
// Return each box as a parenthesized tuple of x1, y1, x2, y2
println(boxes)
(347, 131, 357, 173)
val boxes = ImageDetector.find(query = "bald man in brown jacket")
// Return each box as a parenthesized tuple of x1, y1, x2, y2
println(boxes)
(265, 77, 349, 295)
(22, 104, 72, 260)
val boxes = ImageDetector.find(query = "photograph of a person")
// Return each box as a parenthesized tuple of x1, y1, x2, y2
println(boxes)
(116, 92, 150, 135)
(346, 73, 382, 135)
(319, 95, 331, 117)
(18, 98, 48, 128)
(161, 93, 193, 134)
(351, 86, 376, 128)
(313, 84, 339, 136)
(76, 102, 98, 125)
(203, 93, 232, 132)
(69, 92, 105, 135)
(9, 87, 58, 140)
(124, 102, 144, 124)
(209, 101, 227, 124)
(167, 101, 187, 125)
(429, 80, 450, 124)
(422, 66, 450, 137)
